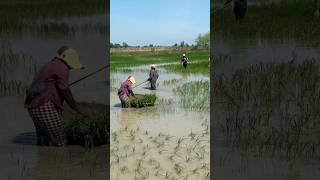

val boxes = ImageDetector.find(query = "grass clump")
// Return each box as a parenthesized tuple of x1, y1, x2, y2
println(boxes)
(63, 103, 109, 148)
(212, 0, 320, 42)
(111, 50, 209, 70)
(174, 81, 210, 111)
(130, 94, 157, 108)
(214, 59, 320, 159)
(162, 61, 210, 75)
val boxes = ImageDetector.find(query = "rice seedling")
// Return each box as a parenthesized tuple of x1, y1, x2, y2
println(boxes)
(212, 0, 320, 42)
(0, 0, 107, 37)
(214, 58, 320, 159)
(0, 43, 37, 96)
(162, 61, 210, 75)
(63, 103, 109, 148)
(162, 78, 180, 86)
(110, 125, 210, 180)
(173, 80, 210, 111)
(129, 94, 157, 108)
(111, 50, 209, 69)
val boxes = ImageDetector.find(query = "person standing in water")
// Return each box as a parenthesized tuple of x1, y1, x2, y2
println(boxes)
(24, 46, 86, 146)
(118, 76, 136, 108)
(181, 54, 188, 68)
(148, 64, 159, 90)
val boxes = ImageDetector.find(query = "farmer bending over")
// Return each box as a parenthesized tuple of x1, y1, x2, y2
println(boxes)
(24, 46, 86, 146)
(118, 76, 136, 108)
(147, 64, 159, 90)
(181, 54, 188, 68)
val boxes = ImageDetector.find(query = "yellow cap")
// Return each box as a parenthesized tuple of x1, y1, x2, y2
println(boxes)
(56, 47, 83, 69)
(128, 76, 136, 84)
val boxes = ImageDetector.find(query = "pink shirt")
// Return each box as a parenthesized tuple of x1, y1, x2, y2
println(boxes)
(24, 58, 76, 111)
(118, 80, 133, 97)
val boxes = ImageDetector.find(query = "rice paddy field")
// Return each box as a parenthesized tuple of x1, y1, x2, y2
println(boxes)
(110, 50, 210, 179)
(212, 0, 320, 179)
(0, 0, 109, 179)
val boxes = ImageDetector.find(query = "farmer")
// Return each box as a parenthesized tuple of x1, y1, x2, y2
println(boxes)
(181, 54, 188, 68)
(118, 76, 136, 108)
(24, 46, 86, 146)
(147, 64, 159, 90)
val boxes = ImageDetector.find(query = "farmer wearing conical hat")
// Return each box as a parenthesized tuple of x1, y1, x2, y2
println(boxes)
(118, 76, 136, 108)
(147, 64, 159, 90)
(24, 46, 86, 146)
(181, 53, 188, 68)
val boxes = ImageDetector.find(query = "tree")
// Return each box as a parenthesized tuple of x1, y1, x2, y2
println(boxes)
(173, 43, 178, 47)
(114, 43, 121, 48)
(122, 42, 129, 48)
(195, 32, 210, 49)
(180, 41, 185, 47)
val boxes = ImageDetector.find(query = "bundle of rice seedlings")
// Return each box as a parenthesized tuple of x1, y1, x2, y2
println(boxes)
(63, 103, 109, 148)
(129, 94, 157, 108)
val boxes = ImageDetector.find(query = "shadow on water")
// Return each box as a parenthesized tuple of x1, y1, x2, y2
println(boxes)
(12, 132, 37, 145)
(113, 103, 122, 108)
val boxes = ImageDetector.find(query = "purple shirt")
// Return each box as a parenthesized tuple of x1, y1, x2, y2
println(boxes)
(118, 80, 133, 97)
(24, 58, 76, 111)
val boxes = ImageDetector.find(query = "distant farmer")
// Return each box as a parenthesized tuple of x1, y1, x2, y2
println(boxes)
(181, 54, 188, 68)
(234, 0, 247, 22)
(24, 46, 86, 146)
(147, 64, 159, 90)
(118, 76, 136, 108)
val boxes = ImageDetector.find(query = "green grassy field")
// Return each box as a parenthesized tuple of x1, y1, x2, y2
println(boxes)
(162, 61, 210, 75)
(212, 0, 320, 42)
(0, 0, 107, 36)
(111, 50, 209, 74)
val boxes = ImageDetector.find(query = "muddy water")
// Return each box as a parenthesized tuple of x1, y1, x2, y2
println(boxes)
(212, 38, 320, 179)
(0, 15, 108, 179)
(110, 65, 209, 136)
(212, 38, 320, 69)
(110, 64, 210, 179)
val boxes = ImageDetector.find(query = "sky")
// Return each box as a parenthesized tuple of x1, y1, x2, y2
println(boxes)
(111, 0, 210, 46)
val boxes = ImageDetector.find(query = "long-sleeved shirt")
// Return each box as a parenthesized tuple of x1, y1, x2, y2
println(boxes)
(149, 69, 159, 82)
(118, 80, 133, 97)
(181, 57, 188, 64)
(24, 58, 77, 111)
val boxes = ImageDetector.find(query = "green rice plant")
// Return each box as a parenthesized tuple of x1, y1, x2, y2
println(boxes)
(110, 125, 210, 180)
(0, 0, 107, 36)
(129, 94, 157, 108)
(212, 0, 320, 42)
(111, 50, 209, 69)
(63, 103, 109, 148)
(0, 43, 36, 96)
(214, 59, 320, 159)
(162, 79, 180, 86)
(174, 81, 210, 111)
(163, 61, 210, 75)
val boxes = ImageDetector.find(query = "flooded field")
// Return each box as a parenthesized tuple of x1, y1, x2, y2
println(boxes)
(213, 41, 320, 180)
(110, 51, 210, 179)
(212, 0, 320, 179)
(0, 1, 108, 179)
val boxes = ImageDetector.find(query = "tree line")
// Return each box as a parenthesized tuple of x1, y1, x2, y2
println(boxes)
(111, 32, 210, 49)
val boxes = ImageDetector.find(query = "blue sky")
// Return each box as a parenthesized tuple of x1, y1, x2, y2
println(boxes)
(111, 0, 210, 46)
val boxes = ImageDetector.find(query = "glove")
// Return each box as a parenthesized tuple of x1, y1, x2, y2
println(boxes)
(147, 78, 152, 81)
